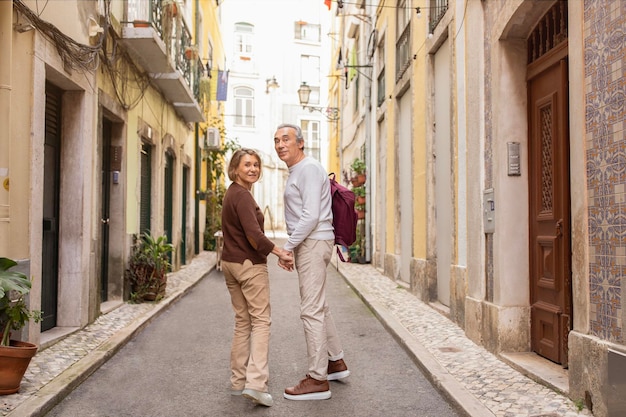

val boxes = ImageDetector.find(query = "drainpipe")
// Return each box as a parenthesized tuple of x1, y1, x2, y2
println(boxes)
(0, 1, 13, 255)
(364, 12, 372, 264)
(193, 0, 200, 254)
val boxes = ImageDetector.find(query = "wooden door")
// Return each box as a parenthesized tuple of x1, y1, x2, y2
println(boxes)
(42, 82, 61, 331)
(528, 42, 572, 366)
(100, 119, 112, 302)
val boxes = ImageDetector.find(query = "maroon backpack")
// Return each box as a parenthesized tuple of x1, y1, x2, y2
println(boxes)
(329, 173, 358, 261)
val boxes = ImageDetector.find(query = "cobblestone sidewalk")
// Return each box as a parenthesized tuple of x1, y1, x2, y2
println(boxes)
(332, 260, 592, 417)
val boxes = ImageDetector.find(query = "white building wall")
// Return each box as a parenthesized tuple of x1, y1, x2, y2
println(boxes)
(220, 0, 332, 232)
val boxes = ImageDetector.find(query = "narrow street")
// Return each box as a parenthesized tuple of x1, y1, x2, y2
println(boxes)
(43, 244, 462, 417)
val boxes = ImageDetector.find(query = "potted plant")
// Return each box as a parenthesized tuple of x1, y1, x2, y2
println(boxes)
(0, 257, 42, 395)
(132, 20, 151, 28)
(350, 158, 366, 186)
(353, 185, 366, 205)
(125, 232, 174, 303)
(355, 202, 366, 219)
(348, 244, 361, 263)
(184, 46, 199, 61)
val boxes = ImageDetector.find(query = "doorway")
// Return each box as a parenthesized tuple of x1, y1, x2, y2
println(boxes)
(528, 39, 572, 366)
(434, 37, 452, 307)
(100, 119, 112, 302)
(41, 82, 62, 332)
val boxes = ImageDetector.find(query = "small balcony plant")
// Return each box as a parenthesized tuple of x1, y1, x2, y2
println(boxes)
(353, 185, 366, 205)
(350, 157, 366, 186)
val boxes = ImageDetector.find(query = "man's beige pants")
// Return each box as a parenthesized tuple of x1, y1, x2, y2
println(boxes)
(294, 239, 344, 381)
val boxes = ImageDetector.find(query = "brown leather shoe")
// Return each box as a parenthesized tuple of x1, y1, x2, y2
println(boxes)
(328, 358, 350, 381)
(283, 374, 331, 400)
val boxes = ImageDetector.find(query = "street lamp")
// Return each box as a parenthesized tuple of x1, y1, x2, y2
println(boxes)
(265, 76, 279, 94)
(297, 82, 339, 121)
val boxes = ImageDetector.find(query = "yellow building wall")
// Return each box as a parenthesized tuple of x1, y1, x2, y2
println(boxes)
(378, 5, 397, 255)
(411, 15, 429, 260)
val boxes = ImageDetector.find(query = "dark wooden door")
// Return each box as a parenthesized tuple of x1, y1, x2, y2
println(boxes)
(164, 152, 174, 264)
(528, 43, 572, 366)
(100, 119, 112, 302)
(181, 166, 188, 265)
(42, 83, 61, 331)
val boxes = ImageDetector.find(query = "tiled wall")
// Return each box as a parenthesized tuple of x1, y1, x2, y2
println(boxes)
(584, 0, 625, 342)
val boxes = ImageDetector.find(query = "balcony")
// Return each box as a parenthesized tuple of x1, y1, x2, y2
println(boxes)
(120, 0, 204, 123)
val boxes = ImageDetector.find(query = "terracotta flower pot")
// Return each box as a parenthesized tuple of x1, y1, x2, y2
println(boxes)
(351, 175, 366, 187)
(0, 340, 38, 395)
(132, 20, 150, 28)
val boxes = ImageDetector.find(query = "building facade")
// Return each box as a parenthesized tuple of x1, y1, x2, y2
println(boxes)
(333, 0, 625, 415)
(220, 0, 333, 233)
(2, 0, 218, 347)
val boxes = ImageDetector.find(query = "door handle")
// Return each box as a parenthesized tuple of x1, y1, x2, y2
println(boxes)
(101, 218, 109, 224)
(555, 219, 563, 237)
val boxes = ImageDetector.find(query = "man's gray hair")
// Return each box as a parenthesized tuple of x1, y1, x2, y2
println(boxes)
(276, 123, 304, 147)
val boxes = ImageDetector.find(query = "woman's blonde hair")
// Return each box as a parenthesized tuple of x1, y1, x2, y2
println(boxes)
(227, 148, 262, 181)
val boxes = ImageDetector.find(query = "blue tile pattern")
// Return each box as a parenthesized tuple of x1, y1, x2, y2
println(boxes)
(585, 0, 626, 342)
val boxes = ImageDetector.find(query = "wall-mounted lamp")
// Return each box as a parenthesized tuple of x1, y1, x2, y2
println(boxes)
(297, 82, 339, 121)
(265, 76, 279, 94)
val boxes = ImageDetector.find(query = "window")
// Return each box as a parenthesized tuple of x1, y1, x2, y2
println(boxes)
(140, 143, 152, 236)
(301, 55, 320, 104)
(234, 87, 254, 127)
(377, 40, 386, 107)
(395, 0, 411, 80)
(377, 69, 386, 107)
(294, 22, 321, 42)
(234, 22, 254, 59)
(301, 120, 321, 161)
(127, 0, 149, 21)
(397, 0, 411, 36)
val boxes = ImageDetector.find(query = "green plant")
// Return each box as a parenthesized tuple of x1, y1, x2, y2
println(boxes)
(348, 244, 361, 261)
(126, 232, 174, 303)
(355, 202, 366, 211)
(574, 398, 584, 412)
(0, 258, 42, 346)
(353, 185, 366, 198)
(203, 136, 239, 250)
(350, 157, 366, 175)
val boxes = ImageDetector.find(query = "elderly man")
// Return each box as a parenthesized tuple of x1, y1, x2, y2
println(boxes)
(273, 123, 350, 401)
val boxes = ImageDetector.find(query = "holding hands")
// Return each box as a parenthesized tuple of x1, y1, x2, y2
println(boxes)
(275, 248, 294, 272)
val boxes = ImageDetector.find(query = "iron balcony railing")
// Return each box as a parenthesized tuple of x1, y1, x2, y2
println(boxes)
(429, 0, 448, 34)
(123, 0, 204, 122)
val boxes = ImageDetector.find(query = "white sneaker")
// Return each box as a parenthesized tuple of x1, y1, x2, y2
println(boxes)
(242, 388, 274, 407)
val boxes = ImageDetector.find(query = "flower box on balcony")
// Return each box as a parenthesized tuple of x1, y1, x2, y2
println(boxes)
(132, 20, 151, 28)
(184, 46, 199, 61)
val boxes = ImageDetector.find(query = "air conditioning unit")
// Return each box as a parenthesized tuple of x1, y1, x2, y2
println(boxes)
(205, 127, 220, 149)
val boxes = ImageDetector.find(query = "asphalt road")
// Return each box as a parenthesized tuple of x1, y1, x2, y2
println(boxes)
(44, 247, 463, 417)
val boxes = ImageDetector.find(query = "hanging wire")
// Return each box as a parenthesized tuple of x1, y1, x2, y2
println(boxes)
(328, 0, 437, 10)
(13, 0, 103, 73)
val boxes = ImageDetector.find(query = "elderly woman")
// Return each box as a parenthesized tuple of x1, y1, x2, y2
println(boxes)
(220, 148, 292, 407)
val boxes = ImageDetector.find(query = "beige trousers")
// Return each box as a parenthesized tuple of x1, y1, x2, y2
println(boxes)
(222, 260, 271, 392)
(294, 239, 344, 381)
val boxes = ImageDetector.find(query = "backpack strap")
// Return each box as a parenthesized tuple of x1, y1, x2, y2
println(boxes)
(336, 245, 347, 262)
